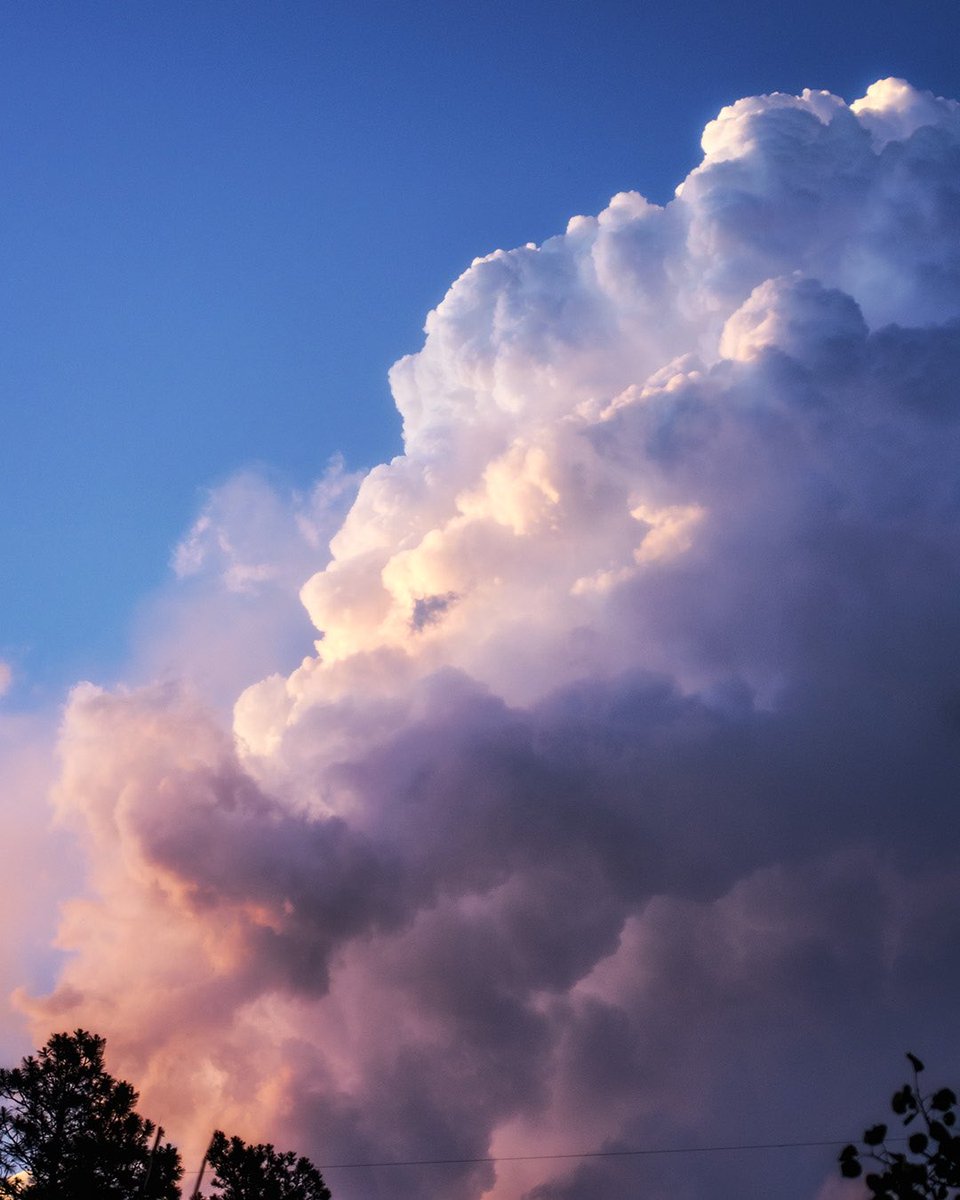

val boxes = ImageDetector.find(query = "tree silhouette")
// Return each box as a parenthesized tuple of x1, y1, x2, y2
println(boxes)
(839, 1053, 960, 1198)
(0, 1029, 181, 1198)
(202, 1130, 332, 1200)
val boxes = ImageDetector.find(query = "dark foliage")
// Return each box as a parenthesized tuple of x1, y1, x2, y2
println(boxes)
(0, 1029, 181, 1199)
(202, 1130, 332, 1200)
(839, 1053, 960, 1198)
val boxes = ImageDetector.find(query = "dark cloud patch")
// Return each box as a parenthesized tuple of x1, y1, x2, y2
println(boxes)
(410, 592, 459, 631)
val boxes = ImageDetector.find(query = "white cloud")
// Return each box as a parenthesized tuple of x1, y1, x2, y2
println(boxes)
(19, 79, 960, 1200)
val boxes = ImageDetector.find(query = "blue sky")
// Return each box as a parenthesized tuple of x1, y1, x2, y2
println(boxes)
(2, 0, 959, 699)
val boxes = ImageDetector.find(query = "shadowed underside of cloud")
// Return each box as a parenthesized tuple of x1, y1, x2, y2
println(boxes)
(21, 78, 960, 1199)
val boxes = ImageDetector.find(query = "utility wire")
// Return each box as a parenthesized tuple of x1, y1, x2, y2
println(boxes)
(316, 1136, 877, 1170)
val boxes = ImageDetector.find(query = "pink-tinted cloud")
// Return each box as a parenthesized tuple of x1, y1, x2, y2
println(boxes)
(0, 712, 78, 1061)
(18, 79, 960, 1199)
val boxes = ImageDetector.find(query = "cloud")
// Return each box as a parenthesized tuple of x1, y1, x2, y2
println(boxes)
(0, 712, 78, 1061)
(18, 79, 960, 1199)
(127, 460, 361, 709)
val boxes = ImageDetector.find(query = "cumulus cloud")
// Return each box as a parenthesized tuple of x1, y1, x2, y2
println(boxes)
(19, 79, 960, 1199)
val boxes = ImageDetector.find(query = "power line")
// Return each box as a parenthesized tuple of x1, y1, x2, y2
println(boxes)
(317, 1136, 870, 1170)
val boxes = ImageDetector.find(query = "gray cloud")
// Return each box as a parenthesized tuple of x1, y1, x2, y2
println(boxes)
(23, 79, 960, 1200)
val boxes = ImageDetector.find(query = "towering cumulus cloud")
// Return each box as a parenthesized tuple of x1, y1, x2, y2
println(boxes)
(27, 80, 960, 1199)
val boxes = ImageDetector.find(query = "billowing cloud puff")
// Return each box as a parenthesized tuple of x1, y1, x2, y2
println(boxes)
(23, 80, 960, 1199)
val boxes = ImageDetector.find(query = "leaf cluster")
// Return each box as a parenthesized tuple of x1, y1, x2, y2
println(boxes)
(201, 1131, 332, 1200)
(839, 1054, 960, 1198)
(0, 1029, 180, 1199)
(0, 1031, 332, 1200)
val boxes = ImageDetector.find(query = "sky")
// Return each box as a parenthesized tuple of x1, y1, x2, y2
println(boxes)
(4, 3, 960, 1199)
(3, 0, 960, 697)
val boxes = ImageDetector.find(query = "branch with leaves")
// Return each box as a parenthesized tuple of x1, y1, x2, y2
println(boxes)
(839, 1054, 960, 1199)
(0, 1032, 332, 1200)
(0, 1030, 181, 1199)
